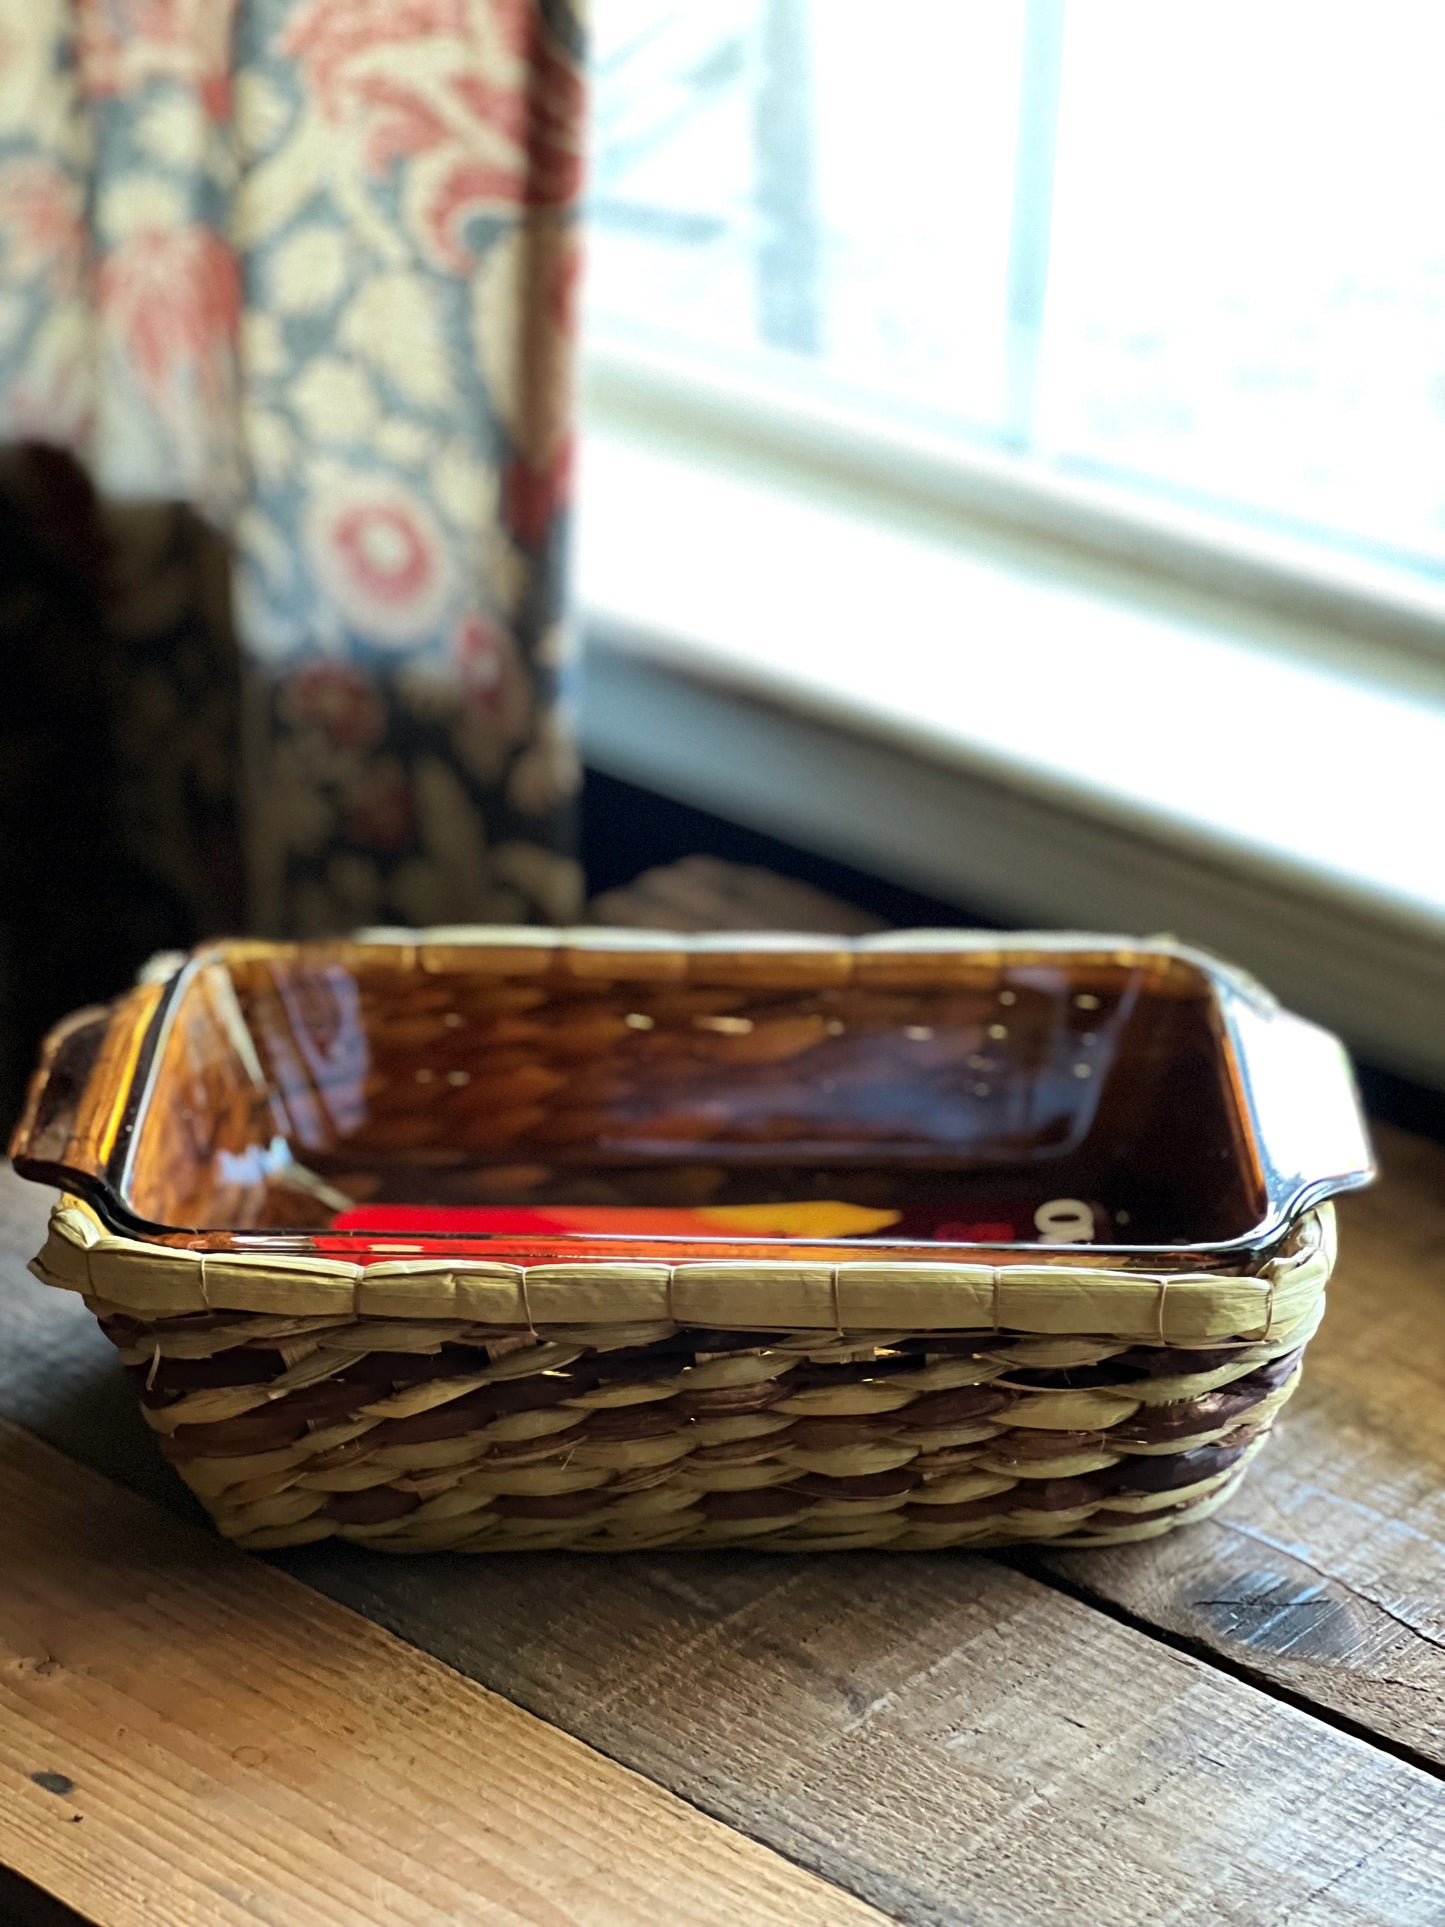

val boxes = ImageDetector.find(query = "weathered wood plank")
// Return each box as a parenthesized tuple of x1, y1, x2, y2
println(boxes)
(1034, 1122, 1445, 1765)
(299, 1547, 1445, 1926)
(0, 1421, 882, 1927)
(0, 1174, 177, 1516)
(6, 1137, 1445, 1922)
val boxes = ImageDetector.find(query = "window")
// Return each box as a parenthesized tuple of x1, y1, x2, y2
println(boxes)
(588, 0, 1445, 588)
(580, 2, 1445, 1088)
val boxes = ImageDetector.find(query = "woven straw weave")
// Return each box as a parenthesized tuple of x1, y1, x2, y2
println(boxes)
(30, 1194, 1333, 1552)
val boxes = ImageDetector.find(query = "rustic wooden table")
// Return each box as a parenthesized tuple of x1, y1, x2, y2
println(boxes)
(2, 867, 1444, 1925)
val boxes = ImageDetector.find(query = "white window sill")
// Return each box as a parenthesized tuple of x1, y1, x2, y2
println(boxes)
(575, 380, 1445, 1085)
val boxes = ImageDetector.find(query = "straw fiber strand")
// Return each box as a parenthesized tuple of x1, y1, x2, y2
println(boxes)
(36, 1194, 1332, 1552)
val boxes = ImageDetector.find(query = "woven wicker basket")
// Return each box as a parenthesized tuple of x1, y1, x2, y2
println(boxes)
(10, 928, 1372, 1553)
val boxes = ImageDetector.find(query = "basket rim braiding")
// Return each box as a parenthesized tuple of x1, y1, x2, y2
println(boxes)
(34, 1192, 1334, 1346)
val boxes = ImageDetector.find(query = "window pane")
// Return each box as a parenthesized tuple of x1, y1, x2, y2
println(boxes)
(588, 1, 1445, 585)
(589, 4, 763, 357)
(1040, 1, 1445, 574)
(588, 0, 1025, 433)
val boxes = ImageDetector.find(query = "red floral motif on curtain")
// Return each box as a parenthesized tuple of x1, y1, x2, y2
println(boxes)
(0, 0, 588, 942)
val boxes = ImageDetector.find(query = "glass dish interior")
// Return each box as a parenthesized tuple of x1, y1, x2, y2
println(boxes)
(116, 945, 1268, 1252)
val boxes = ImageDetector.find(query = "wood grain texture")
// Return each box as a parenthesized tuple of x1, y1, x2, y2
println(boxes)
(285, 1538, 1445, 1927)
(1036, 1122, 1445, 1766)
(0, 1171, 176, 1515)
(6, 1129, 1445, 1922)
(0, 1421, 881, 1927)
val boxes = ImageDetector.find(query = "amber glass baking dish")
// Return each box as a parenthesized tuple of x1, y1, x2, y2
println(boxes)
(11, 929, 1372, 1552)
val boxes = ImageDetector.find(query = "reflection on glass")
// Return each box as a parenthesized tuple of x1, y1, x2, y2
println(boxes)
(119, 945, 1270, 1250)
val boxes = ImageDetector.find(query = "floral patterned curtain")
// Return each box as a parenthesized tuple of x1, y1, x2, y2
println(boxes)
(0, 0, 586, 950)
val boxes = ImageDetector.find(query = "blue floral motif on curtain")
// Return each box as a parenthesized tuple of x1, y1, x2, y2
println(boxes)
(0, 0, 586, 937)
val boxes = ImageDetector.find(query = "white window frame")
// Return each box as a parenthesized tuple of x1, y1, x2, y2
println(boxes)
(577, 314, 1445, 1094)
